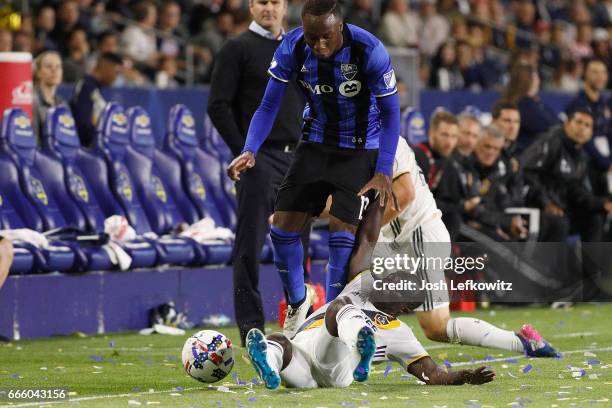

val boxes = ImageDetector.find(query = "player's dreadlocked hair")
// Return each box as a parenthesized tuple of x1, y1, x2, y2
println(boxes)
(302, 0, 342, 19)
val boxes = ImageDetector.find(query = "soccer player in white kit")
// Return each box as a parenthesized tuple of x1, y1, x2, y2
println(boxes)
(246, 279, 495, 389)
(246, 197, 495, 390)
(368, 136, 560, 358)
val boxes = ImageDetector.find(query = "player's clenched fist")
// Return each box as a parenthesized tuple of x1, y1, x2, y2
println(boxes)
(227, 151, 256, 181)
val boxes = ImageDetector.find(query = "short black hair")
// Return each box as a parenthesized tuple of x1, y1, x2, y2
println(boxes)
(99, 52, 123, 65)
(302, 0, 342, 18)
(491, 100, 519, 119)
(568, 107, 594, 121)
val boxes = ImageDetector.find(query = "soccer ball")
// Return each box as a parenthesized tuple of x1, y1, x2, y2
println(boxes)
(181, 330, 234, 383)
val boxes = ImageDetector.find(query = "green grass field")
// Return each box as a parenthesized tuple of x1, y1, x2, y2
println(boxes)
(1, 303, 611, 408)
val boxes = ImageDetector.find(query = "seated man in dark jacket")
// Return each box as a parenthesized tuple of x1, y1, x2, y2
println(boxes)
(465, 126, 568, 242)
(520, 108, 612, 242)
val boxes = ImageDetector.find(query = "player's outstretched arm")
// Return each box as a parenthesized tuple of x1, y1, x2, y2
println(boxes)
(348, 194, 385, 282)
(227, 78, 287, 181)
(0, 236, 13, 289)
(407, 356, 495, 385)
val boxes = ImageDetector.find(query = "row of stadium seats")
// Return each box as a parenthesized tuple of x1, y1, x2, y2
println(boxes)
(1, 101, 429, 274)
(0, 102, 256, 274)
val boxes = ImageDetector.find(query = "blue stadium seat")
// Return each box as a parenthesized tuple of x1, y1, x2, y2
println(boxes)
(165, 105, 235, 229)
(126, 106, 233, 264)
(202, 113, 233, 164)
(43, 106, 157, 269)
(166, 105, 272, 262)
(91, 102, 195, 265)
(401, 108, 427, 146)
(0, 109, 75, 272)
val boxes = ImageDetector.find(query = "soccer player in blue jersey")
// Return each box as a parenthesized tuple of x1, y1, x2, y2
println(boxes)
(227, 0, 401, 337)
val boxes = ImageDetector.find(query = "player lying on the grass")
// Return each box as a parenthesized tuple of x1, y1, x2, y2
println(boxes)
(344, 136, 560, 358)
(246, 198, 495, 389)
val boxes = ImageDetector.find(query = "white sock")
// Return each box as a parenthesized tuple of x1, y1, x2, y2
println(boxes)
(265, 340, 284, 373)
(446, 317, 524, 353)
(278, 341, 317, 388)
(335, 304, 369, 350)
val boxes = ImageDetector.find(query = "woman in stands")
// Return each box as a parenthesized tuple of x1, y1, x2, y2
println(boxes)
(33, 50, 66, 144)
(503, 62, 559, 153)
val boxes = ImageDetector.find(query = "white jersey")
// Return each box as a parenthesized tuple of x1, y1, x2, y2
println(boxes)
(296, 275, 428, 370)
(379, 137, 441, 243)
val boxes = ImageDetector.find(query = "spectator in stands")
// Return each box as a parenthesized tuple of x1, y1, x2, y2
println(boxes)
(33, 51, 65, 143)
(450, 16, 468, 42)
(120, 0, 159, 75)
(69, 52, 123, 147)
(0, 236, 13, 290)
(591, 28, 611, 78)
(464, 125, 529, 241)
(192, 12, 235, 56)
(63, 28, 91, 83)
(157, 0, 186, 59)
(492, 100, 521, 160)
(512, 0, 536, 49)
(568, 23, 594, 60)
(504, 63, 559, 153)
(51, 0, 82, 56)
(592, 0, 612, 27)
(521, 108, 612, 242)
(378, 0, 420, 48)
(345, 0, 377, 33)
(13, 31, 32, 53)
(0, 29, 12, 52)
(34, 5, 58, 53)
(455, 112, 482, 165)
(414, 110, 463, 240)
(155, 56, 179, 88)
(85, 30, 120, 73)
(419, 0, 450, 57)
(207, 0, 306, 346)
(552, 58, 583, 93)
(565, 58, 612, 196)
(429, 40, 464, 90)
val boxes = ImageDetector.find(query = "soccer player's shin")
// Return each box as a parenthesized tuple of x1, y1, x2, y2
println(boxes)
(446, 317, 524, 353)
(326, 232, 355, 301)
(270, 226, 305, 305)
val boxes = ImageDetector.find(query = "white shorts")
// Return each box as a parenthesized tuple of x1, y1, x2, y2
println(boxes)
(371, 217, 451, 312)
(285, 324, 359, 388)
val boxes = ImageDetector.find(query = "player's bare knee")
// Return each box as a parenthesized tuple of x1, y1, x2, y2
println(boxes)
(267, 333, 293, 370)
(272, 211, 311, 233)
(325, 296, 352, 336)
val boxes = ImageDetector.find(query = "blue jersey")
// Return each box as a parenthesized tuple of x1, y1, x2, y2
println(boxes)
(268, 24, 398, 150)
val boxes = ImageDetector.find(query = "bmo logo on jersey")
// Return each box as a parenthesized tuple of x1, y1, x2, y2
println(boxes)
(339, 80, 361, 97)
(299, 80, 334, 95)
(299, 79, 363, 97)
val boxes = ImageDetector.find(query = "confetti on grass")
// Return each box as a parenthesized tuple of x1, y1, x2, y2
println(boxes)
(522, 364, 533, 374)
(383, 362, 392, 377)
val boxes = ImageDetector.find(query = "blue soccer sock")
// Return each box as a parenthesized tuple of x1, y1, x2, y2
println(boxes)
(326, 231, 356, 302)
(270, 226, 305, 306)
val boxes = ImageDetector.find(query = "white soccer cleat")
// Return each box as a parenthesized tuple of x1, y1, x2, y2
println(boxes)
(282, 284, 314, 339)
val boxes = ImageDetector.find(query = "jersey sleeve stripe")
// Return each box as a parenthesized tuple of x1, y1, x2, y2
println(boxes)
(374, 89, 398, 98)
(392, 170, 410, 181)
(267, 70, 289, 83)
